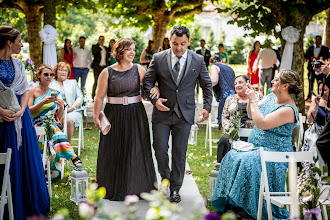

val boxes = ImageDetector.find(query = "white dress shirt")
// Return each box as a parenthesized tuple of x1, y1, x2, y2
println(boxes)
(73, 46, 92, 69)
(99, 46, 107, 66)
(313, 44, 321, 58)
(171, 49, 188, 78)
(201, 47, 206, 56)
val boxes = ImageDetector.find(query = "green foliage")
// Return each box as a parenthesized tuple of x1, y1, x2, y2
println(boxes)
(224, 110, 243, 141)
(207, 29, 216, 53)
(218, 30, 226, 46)
(185, 22, 203, 51)
(229, 37, 247, 64)
(0, 9, 27, 41)
(304, 34, 315, 51)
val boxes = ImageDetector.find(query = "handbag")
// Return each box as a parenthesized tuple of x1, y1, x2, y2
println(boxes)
(99, 111, 111, 135)
(232, 140, 256, 152)
(0, 88, 21, 122)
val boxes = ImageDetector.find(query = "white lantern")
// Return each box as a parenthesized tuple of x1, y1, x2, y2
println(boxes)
(188, 124, 198, 145)
(70, 164, 89, 205)
(209, 163, 220, 201)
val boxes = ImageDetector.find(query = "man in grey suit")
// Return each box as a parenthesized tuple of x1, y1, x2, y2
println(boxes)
(143, 26, 213, 203)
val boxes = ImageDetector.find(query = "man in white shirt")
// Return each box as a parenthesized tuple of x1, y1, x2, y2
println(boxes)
(253, 41, 277, 91)
(91, 36, 109, 100)
(196, 39, 211, 67)
(73, 36, 92, 91)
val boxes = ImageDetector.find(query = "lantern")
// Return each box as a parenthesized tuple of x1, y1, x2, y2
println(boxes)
(70, 163, 89, 204)
(188, 124, 198, 145)
(209, 163, 220, 201)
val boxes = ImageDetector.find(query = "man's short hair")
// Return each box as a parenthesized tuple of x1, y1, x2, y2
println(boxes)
(79, 36, 86, 40)
(315, 35, 322, 40)
(99, 35, 104, 40)
(171, 26, 190, 39)
(218, 43, 224, 48)
(200, 39, 206, 43)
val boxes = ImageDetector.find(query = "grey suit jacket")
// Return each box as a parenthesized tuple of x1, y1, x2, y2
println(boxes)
(143, 49, 212, 125)
(49, 79, 84, 111)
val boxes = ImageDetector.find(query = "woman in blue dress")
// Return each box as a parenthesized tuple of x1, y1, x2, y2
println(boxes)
(211, 69, 303, 219)
(0, 26, 50, 219)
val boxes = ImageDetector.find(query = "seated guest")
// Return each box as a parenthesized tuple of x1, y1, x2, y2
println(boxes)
(307, 81, 329, 126)
(50, 62, 84, 143)
(216, 75, 262, 163)
(212, 70, 302, 219)
(210, 55, 235, 130)
(28, 64, 82, 178)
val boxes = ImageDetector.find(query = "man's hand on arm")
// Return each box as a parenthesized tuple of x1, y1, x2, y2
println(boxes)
(155, 98, 170, 111)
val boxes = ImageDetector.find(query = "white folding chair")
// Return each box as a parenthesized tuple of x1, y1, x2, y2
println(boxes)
(35, 127, 52, 198)
(204, 100, 219, 156)
(63, 107, 84, 156)
(0, 148, 13, 220)
(257, 147, 329, 220)
(238, 128, 252, 139)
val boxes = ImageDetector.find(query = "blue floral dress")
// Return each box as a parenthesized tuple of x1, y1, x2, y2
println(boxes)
(211, 93, 298, 220)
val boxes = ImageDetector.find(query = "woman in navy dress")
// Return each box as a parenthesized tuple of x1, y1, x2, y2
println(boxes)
(0, 26, 50, 219)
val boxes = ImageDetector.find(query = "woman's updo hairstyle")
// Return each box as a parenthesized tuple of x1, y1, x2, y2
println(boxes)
(278, 69, 303, 97)
(112, 38, 135, 64)
(0, 26, 20, 50)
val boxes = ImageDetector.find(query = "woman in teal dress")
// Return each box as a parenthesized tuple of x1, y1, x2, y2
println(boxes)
(211, 69, 303, 219)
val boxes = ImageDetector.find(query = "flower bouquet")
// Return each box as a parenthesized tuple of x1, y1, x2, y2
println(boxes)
(224, 110, 243, 142)
(23, 58, 37, 82)
(297, 158, 330, 220)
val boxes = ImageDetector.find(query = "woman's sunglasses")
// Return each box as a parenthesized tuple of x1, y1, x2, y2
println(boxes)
(43, 72, 55, 77)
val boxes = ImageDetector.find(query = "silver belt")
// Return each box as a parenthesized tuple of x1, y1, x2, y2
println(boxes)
(107, 95, 141, 105)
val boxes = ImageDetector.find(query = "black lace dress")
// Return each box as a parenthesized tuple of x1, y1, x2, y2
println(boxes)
(97, 64, 156, 200)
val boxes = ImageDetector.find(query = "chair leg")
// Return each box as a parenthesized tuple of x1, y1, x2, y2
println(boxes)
(257, 173, 264, 220)
(208, 116, 212, 156)
(205, 117, 209, 149)
(61, 159, 65, 179)
(7, 181, 13, 220)
(81, 123, 84, 149)
(47, 160, 52, 198)
(321, 204, 328, 220)
(78, 123, 81, 156)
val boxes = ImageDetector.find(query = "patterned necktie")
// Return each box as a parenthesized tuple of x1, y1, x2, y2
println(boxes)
(173, 56, 182, 82)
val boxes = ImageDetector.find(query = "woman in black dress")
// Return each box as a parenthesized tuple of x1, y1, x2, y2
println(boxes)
(94, 38, 158, 200)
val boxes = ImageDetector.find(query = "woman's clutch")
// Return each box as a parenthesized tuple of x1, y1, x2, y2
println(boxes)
(99, 111, 111, 135)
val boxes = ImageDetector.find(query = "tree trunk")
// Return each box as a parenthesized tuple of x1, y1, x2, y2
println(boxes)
(152, 16, 171, 51)
(280, 18, 309, 114)
(323, 8, 330, 48)
(25, 6, 42, 79)
(44, 0, 56, 28)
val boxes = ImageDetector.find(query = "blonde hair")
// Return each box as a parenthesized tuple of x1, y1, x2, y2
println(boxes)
(53, 62, 71, 79)
(36, 64, 53, 81)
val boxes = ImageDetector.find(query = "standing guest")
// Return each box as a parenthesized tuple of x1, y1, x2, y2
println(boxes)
(60, 39, 74, 79)
(209, 55, 235, 129)
(247, 41, 260, 85)
(216, 75, 262, 163)
(158, 37, 171, 52)
(108, 39, 117, 65)
(50, 62, 84, 143)
(91, 36, 109, 101)
(73, 36, 92, 90)
(196, 39, 211, 67)
(94, 38, 159, 200)
(140, 40, 155, 68)
(0, 25, 50, 219)
(315, 61, 330, 167)
(143, 25, 213, 203)
(212, 70, 302, 219)
(304, 35, 329, 101)
(29, 64, 82, 177)
(215, 43, 228, 64)
(253, 40, 277, 92)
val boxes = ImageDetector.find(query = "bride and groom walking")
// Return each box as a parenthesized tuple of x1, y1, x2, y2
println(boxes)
(93, 25, 213, 203)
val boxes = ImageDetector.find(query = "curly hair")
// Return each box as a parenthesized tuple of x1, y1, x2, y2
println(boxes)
(0, 26, 20, 50)
(112, 38, 135, 64)
(53, 62, 71, 80)
(36, 64, 53, 81)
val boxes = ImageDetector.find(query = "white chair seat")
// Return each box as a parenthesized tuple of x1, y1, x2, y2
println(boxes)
(0, 148, 13, 220)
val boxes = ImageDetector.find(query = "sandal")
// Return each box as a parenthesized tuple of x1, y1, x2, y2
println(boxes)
(72, 156, 82, 167)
